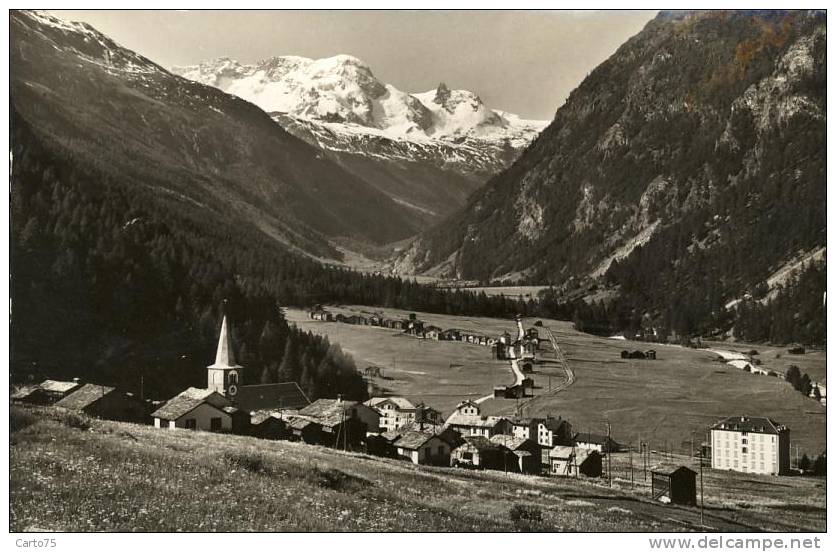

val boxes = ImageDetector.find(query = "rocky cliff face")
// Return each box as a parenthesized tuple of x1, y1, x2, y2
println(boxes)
(173, 56, 548, 223)
(398, 10, 826, 308)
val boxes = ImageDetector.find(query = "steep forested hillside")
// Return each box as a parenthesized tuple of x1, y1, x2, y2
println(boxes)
(398, 10, 826, 342)
(10, 11, 423, 256)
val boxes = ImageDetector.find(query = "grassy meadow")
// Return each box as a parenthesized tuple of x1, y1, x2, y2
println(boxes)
(286, 306, 826, 458)
(10, 405, 825, 532)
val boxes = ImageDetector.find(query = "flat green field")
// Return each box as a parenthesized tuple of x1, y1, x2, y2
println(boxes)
(518, 328, 826, 458)
(285, 307, 826, 458)
(10, 405, 825, 532)
(286, 307, 522, 412)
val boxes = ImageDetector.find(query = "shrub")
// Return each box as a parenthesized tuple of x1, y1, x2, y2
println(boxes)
(509, 503, 543, 522)
(307, 467, 371, 492)
(10, 408, 38, 433)
(52, 409, 91, 430)
(222, 450, 268, 474)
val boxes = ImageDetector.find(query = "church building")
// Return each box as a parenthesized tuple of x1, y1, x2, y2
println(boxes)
(206, 314, 311, 413)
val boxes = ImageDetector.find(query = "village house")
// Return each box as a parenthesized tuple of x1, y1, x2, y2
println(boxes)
(249, 411, 289, 440)
(439, 328, 461, 341)
(574, 432, 622, 454)
(423, 325, 443, 340)
(444, 400, 511, 438)
(651, 466, 697, 505)
(537, 416, 574, 448)
(402, 422, 462, 448)
(55, 383, 149, 423)
(364, 396, 439, 432)
(508, 417, 540, 440)
(287, 416, 323, 444)
(12, 379, 81, 405)
(450, 435, 504, 470)
(549, 446, 602, 477)
(299, 398, 381, 435)
(710, 416, 790, 475)
(393, 430, 451, 465)
(152, 387, 249, 433)
(490, 435, 541, 474)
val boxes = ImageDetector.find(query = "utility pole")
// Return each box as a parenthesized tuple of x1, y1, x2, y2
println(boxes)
(606, 420, 612, 487)
(642, 441, 647, 482)
(629, 442, 634, 489)
(699, 449, 705, 527)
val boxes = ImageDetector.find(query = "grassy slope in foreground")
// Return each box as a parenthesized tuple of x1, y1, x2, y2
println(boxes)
(10, 405, 824, 532)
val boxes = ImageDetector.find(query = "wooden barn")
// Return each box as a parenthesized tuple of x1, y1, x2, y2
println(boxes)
(652, 466, 697, 505)
(56, 384, 150, 424)
(286, 417, 323, 444)
(450, 436, 504, 470)
(549, 447, 602, 477)
(490, 435, 541, 474)
(12, 379, 80, 405)
(250, 411, 289, 440)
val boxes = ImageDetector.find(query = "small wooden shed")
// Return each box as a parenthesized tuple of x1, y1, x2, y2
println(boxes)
(652, 466, 697, 505)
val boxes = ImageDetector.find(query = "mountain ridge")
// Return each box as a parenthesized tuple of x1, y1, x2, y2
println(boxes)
(172, 54, 548, 223)
(395, 9, 826, 338)
(12, 10, 424, 256)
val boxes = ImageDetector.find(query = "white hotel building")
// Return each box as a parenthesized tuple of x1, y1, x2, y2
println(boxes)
(710, 416, 790, 475)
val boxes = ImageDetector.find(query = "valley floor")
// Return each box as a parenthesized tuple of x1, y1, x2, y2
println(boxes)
(10, 405, 826, 532)
(285, 307, 826, 457)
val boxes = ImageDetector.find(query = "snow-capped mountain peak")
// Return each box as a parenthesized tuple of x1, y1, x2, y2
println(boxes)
(172, 54, 546, 143)
(171, 53, 549, 224)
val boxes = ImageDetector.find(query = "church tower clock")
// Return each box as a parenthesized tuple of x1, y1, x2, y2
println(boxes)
(207, 314, 244, 399)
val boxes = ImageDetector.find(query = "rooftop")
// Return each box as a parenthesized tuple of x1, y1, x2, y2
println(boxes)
(235, 382, 310, 412)
(365, 396, 416, 410)
(711, 416, 788, 434)
(393, 430, 436, 450)
(55, 384, 116, 410)
(458, 435, 502, 452)
(40, 380, 81, 394)
(151, 387, 230, 420)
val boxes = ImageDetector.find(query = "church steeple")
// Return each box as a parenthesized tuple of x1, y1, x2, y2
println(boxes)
(207, 312, 243, 398)
(209, 315, 241, 369)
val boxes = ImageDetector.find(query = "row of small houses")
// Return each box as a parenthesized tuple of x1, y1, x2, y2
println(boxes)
(311, 307, 502, 345)
(13, 378, 615, 479)
(311, 307, 540, 362)
(13, 379, 703, 503)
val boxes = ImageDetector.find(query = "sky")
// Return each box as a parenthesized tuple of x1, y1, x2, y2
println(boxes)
(50, 10, 656, 120)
